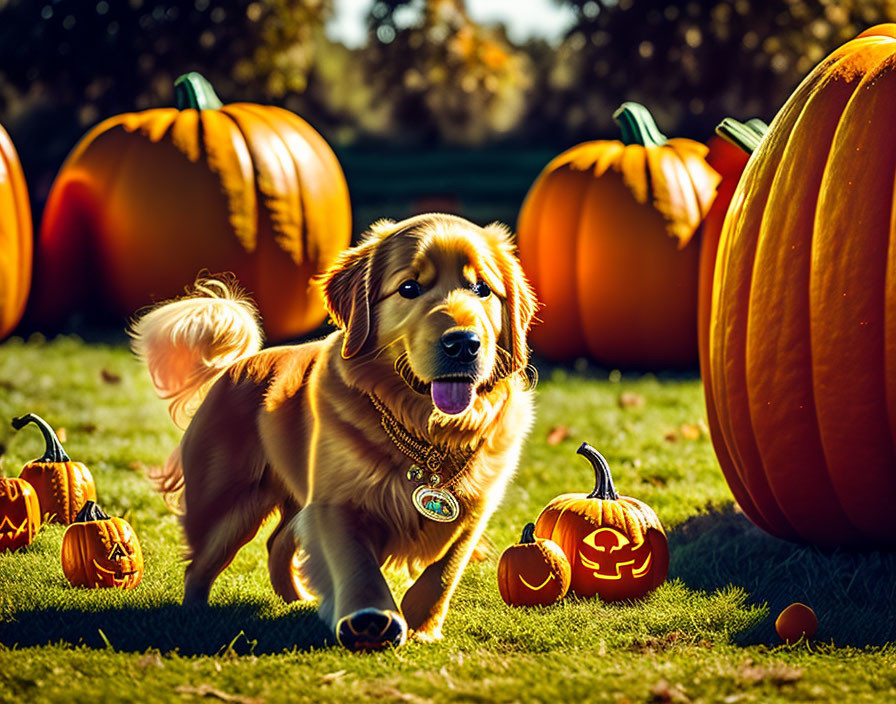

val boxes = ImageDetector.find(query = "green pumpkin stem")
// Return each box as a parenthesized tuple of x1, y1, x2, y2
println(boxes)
(11, 413, 71, 462)
(578, 442, 619, 500)
(520, 522, 537, 544)
(74, 501, 109, 523)
(174, 72, 224, 111)
(715, 117, 769, 155)
(613, 102, 668, 147)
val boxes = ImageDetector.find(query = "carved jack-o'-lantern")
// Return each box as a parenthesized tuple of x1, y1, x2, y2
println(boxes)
(61, 501, 144, 589)
(497, 523, 571, 607)
(0, 477, 40, 552)
(534, 443, 669, 601)
(12, 413, 97, 524)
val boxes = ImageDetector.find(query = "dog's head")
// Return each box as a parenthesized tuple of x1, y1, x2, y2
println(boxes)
(318, 214, 537, 416)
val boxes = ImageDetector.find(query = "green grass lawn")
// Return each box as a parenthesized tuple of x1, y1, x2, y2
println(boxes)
(1, 335, 895, 703)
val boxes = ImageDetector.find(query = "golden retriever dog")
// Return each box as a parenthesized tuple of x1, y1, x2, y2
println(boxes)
(129, 213, 538, 651)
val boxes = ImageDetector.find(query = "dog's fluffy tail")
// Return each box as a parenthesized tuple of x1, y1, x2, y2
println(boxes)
(129, 277, 263, 430)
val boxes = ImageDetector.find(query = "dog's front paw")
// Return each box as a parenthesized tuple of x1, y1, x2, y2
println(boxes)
(410, 625, 444, 643)
(336, 608, 408, 652)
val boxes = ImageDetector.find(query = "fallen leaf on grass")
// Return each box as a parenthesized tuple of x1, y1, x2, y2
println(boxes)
(372, 686, 430, 704)
(738, 663, 803, 687)
(55, 427, 67, 443)
(619, 392, 645, 408)
(175, 684, 263, 704)
(664, 430, 679, 443)
(101, 368, 122, 384)
(650, 678, 691, 703)
(546, 425, 569, 445)
(631, 631, 680, 654)
(680, 423, 701, 440)
(137, 652, 164, 669)
(320, 670, 346, 685)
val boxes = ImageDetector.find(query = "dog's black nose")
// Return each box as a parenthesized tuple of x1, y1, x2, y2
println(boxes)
(440, 330, 480, 364)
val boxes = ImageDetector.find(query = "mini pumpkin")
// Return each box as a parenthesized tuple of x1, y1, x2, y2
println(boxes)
(497, 523, 571, 607)
(775, 603, 818, 644)
(0, 477, 40, 552)
(13, 413, 97, 524)
(534, 443, 668, 601)
(61, 501, 143, 589)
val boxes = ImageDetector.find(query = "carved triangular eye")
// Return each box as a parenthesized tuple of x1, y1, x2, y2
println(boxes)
(108, 543, 128, 560)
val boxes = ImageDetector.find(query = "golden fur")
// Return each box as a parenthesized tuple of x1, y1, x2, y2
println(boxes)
(130, 213, 538, 647)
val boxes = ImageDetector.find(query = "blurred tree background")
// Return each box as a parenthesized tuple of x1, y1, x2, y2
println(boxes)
(1, 0, 893, 229)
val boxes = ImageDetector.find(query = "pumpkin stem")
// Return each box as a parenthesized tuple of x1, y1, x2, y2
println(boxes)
(520, 522, 536, 544)
(613, 102, 668, 147)
(175, 72, 224, 111)
(715, 117, 769, 155)
(74, 501, 110, 523)
(578, 442, 619, 500)
(11, 413, 71, 462)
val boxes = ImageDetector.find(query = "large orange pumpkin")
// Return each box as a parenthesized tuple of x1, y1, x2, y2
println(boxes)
(13, 413, 97, 525)
(34, 72, 351, 341)
(517, 102, 720, 368)
(707, 25, 896, 545)
(0, 123, 31, 340)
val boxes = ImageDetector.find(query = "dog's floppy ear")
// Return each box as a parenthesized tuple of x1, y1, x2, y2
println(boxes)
(317, 239, 378, 359)
(485, 223, 539, 376)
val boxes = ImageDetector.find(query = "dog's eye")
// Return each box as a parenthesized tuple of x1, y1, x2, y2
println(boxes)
(472, 280, 491, 298)
(398, 280, 422, 299)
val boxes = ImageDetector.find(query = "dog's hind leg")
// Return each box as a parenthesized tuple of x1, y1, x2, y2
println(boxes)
(182, 484, 277, 604)
(267, 503, 315, 603)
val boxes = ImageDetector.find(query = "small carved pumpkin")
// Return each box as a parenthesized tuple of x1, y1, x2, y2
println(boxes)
(12, 413, 97, 525)
(61, 501, 143, 589)
(497, 523, 571, 607)
(535, 443, 669, 601)
(0, 477, 40, 552)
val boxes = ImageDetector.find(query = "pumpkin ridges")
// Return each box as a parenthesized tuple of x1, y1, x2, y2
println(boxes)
(709, 33, 895, 543)
(221, 104, 304, 265)
(709, 111, 799, 539)
(809, 52, 896, 536)
(199, 109, 259, 253)
(645, 145, 702, 247)
(744, 50, 875, 543)
(619, 144, 649, 204)
(267, 105, 351, 265)
(239, 103, 310, 263)
(169, 109, 202, 163)
(706, 39, 859, 539)
(576, 170, 698, 366)
(527, 167, 590, 359)
(668, 141, 720, 222)
(0, 124, 31, 338)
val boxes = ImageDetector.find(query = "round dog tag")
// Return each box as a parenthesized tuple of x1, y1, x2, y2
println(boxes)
(411, 485, 460, 523)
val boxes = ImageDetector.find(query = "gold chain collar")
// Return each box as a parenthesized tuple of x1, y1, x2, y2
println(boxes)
(367, 393, 480, 489)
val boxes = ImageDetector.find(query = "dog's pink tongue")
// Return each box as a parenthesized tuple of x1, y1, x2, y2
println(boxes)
(431, 380, 473, 415)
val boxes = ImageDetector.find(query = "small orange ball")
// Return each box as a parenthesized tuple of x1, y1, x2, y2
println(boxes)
(775, 603, 818, 643)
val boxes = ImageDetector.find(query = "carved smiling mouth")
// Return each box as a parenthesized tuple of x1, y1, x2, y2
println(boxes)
(92, 559, 137, 586)
(578, 550, 653, 580)
(518, 573, 555, 591)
